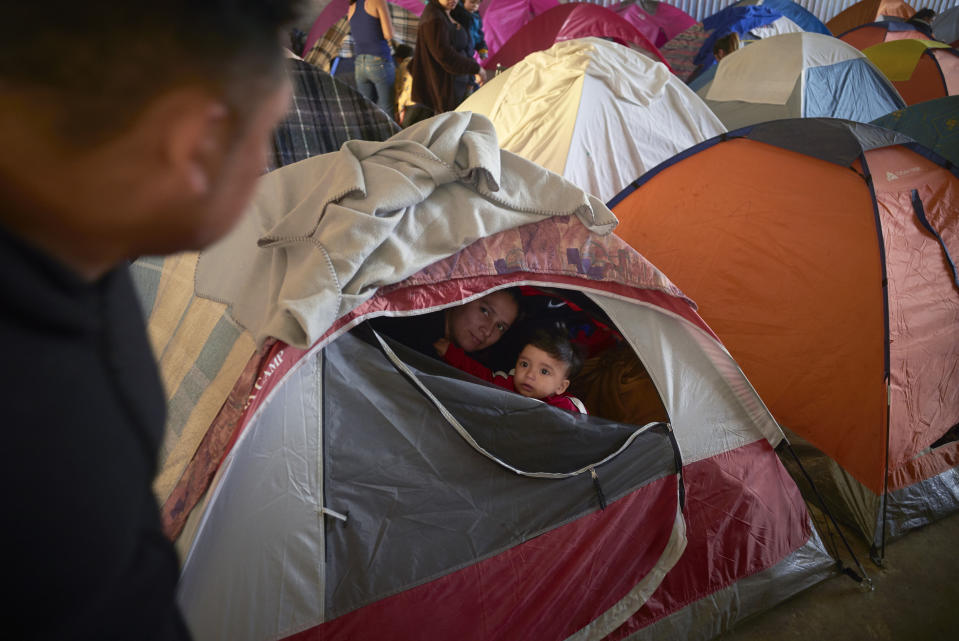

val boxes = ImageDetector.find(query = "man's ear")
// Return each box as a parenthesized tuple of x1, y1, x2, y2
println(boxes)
(156, 89, 231, 197)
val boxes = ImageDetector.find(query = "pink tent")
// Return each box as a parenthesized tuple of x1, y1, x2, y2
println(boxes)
(611, 1, 696, 48)
(639, 1, 696, 42)
(611, 3, 666, 47)
(481, 0, 560, 59)
(484, 3, 669, 70)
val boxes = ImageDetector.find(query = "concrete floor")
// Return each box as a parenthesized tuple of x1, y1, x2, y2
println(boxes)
(718, 507, 959, 640)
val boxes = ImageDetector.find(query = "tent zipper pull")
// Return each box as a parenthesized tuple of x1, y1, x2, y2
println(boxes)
(321, 507, 348, 524)
(589, 467, 607, 511)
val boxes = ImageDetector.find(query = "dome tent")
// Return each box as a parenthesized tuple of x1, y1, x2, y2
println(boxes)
(694, 0, 827, 71)
(838, 19, 934, 50)
(457, 37, 725, 202)
(872, 95, 959, 166)
(826, 0, 916, 37)
(695, 32, 905, 130)
(611, 0, 695, 47)
(480, 0, 559, 61)
(733, 0, 830, 36)
(483, 2, 668, 71)
(932, 5, 959, 47)
(863, 38, 959, 105)
(133, 113, 834, 640)
(609, 118, 959, 559)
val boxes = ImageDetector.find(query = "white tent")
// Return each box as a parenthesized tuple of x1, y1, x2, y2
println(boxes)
(458, 37, 725, 202)
(696, 32, 905, 131)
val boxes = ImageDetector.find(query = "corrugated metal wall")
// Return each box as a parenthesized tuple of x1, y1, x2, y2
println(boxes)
(669, 0, 956, 23)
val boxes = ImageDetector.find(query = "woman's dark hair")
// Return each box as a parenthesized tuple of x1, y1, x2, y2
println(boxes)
(713, 32, 741, 59)
(500, 287, 527, 323)
(525, 327, 585, 379)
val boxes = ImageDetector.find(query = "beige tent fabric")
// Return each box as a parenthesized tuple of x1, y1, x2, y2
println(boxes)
(461, 38, 673, 178)
(196, 111, 618, 348)
(706, 33, 861, 105)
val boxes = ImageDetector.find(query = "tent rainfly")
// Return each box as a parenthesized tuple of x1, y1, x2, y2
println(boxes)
(863, 39, 959, 105)
(695, 32, 905, 130)
(838, 19, 935, 50)
(457, 37, 725, 203)
(872, 95, 959, 166)
(825, 0, 916, 37)
(609, 118, 959, 559)
(483, 2, 668, 71)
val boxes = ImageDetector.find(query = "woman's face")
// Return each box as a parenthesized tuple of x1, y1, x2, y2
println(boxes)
(446, 291, 519, 353)
(440, 0, 458, 11)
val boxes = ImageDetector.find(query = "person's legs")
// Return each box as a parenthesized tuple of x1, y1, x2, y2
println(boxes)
(355, 54, 396, 118)
(354, 54, 377, 105)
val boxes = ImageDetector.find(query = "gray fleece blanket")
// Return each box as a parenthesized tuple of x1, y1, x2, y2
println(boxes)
(196, 111, 618, 348)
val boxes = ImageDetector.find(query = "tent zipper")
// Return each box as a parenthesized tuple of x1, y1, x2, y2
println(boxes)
(589, 466, 608, 510)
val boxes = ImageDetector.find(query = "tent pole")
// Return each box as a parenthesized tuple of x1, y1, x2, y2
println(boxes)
(780, 439, 873, 590)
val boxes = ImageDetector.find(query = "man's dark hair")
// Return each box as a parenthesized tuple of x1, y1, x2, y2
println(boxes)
(2, 1, 304, 146)
(525, 327, 584, 379)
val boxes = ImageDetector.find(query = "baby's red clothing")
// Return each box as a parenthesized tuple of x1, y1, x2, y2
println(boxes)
(443, 344, 587, 414)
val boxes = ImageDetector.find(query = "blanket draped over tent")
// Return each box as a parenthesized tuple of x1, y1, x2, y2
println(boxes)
(197, 112, 617, 348)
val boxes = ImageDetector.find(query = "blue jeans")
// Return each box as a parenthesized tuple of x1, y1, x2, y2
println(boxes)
(354, 54, 396, 118)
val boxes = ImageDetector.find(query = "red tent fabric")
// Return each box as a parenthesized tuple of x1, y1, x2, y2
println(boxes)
(484, 3, 669, 70)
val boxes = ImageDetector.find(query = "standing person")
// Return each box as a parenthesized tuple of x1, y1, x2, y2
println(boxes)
(392, 43, 416, 125)
(349, 0, 397, 118)
(410, 0, 487, 122)
(455, 0, 489, 60)
(0, 2, 300, 639)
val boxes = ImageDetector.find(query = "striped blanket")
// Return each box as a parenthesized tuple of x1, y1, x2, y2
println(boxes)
(660, 22, 708, 82)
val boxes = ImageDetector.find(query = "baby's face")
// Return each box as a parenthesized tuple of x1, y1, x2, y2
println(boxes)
(464, 0, 481, 12)
(513, 345, 570, 400)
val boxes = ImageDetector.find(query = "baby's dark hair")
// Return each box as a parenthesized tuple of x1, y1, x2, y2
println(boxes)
(524, 327, 584, 379)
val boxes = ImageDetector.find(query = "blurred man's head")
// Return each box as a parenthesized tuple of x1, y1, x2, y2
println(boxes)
(0, 1, 303, 278)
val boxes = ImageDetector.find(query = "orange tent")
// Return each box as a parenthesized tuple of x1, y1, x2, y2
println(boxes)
(838, 20, 930, 50)
(826, 0, 915, 36)
(864, 39, 959, 105)
(609, 118, 959, 557)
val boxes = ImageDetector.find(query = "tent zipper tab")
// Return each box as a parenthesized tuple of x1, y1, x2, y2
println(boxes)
(321, 507, 348, 523)
(589, 467, 607, 511)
